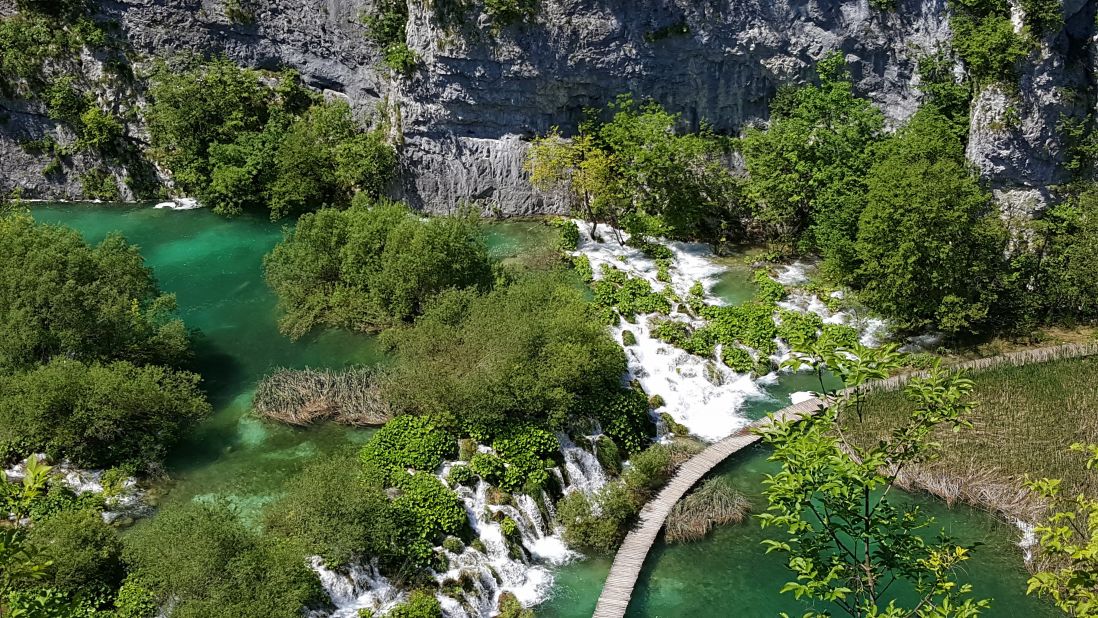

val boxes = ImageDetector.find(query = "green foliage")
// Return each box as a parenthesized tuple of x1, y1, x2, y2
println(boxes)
(0, 358, 209, 468)
(359, 415, 456, 475)
(124, 501, 323, 618)
(447, 465, 474, 487)
(752, 269, 785, 304)
(77, 107, 123, 152)
(760, 346, 991, 616)
(264, 201, 492, 339)
(554, 218, 580, 251)
(79, 168, 120, 201)
(1024, 444, 1098, 616)
(0, 528, 52, 601)
(491, 425, 557, 492)
(1031, 187, 1098, 321)
(111, 579, 158, 618)
(592, 264, 671, 317)
(498, 591, 534, 618)
(1019, 0, 1064, 34)
(388, 590, 442, 618)
(621, 329, 637, 346)
(854, 107, 1008, 335)
(556, 481, 637, 552)
(817, 323, 860, 351)
(702, 301, 779, 355)
(594, 388, 655, 455)
(484, 0, 537, 25)
(470, 453, 506, 484)
(743, 52, 885, 266)
(527, 96, 740, 245)
(594, 435, 622, 476)
(264, 455, 401, 568)
(720, 345, 754, 373)
(775, 309, 823, 353)
(392, 472, 466, 542)
(948, 0, 1027, 86)
(25, 508, 123, 596)
(380, 273, 627, 433)
(917, 53, 973, 136)
(0, 456, 53, 522)
(145, 59, 394, 217)
(572, 254, 593, 282)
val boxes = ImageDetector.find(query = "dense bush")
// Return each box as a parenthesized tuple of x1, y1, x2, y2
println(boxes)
(527, 96, 741, 244)
(25, 508, 124, 596)
(742, 52, 884, 264)
(388, 590, 442, 618)
(145, 59, 395, 218)
(0, 358, 210, 468)
(359, 415, 456, 475)
(264, 456, 403, 568)
(592, 264, 671, 318)
(0, 216, 189, 371)
(854, 107, 1008, 334)
(124, 501, 324, 618)
(391, 472, 467, 543)
(594, 389, 656, 455)
(380, 273, 628, 434)
(264, 200, 493, 339)
(948, 0, 1027, 86)
(1032, 188, 1098, 320)
(556, 481, 637, 552)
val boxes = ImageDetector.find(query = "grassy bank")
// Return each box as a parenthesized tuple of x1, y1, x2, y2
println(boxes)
(845, 356, 1098, 521)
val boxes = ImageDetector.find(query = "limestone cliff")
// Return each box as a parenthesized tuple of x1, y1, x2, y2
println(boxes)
(1, 0, 1095, 213)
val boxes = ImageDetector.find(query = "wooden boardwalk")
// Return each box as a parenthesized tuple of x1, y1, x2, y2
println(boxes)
(591, 342, 1098, 618)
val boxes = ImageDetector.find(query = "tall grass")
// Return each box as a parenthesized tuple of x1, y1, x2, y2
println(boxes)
(665, 477, 751, 544)
(846, 355, 1098, 522)
(253, 367, 392, 426)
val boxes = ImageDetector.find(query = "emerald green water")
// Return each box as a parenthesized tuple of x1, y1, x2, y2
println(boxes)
(27, 204, 1050, 615)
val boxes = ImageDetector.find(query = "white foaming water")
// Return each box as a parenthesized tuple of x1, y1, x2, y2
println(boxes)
(311, 437, 599, 617)
(307, 559, 405, 618)
(3, 455, 147, 524)
(153, 197, 202, 210)
(574, 222, 767, 441)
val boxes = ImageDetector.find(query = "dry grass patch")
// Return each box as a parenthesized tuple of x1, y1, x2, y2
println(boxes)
(665, 477, 751, 544)
(253, 367, 392, 426)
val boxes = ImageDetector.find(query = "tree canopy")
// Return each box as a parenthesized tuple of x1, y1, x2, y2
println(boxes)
(263, 198, 494, 339)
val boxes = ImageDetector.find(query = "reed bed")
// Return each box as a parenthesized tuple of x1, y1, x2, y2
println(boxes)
(253, 367, 392, 426)
(664, 477, 751, 544)
(845, 353, 1098, 523)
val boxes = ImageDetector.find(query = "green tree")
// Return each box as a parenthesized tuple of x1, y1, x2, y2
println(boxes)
(124, 501, 323, 618)
(1033, 187, 1098, 321)
(742, 52, 885, 263)
(0, 215, 190, 370)
(25, 508, 124, 596)
(379, 273, 628, 434)
(1025, 444, 1098, 617)
(854, 107, 1007, 335)
(0, 358, 210, 468)
(759, 346, 992, 617)
(263, 199, 493, 339)
(264, 455, 405, 568)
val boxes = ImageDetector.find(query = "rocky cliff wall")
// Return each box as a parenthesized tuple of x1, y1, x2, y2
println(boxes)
(2, 0, 1095, 214)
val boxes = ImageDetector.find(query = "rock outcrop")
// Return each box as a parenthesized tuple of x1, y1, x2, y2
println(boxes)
(2, 0, 1096, 214)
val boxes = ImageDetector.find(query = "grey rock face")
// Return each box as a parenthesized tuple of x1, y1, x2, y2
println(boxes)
(1, 0, 1095, 214)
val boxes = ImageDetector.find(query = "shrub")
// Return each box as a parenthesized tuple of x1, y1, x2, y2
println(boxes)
(621, 329, 637, 346)
(447, 465, 474, 487)
(470, 452, 506, 485)
(359, 415, 456, 475)
(264, 456, 400, 567)
(776, 309, 823, 353)
(0, 359, 210, 469)
(648, 394, 665, 409)
(623, 444, 673, 499)
(659, 412, 689, 437)
(593, 267, 671, 317)
(572, 254, 593, 281)
(265, 201, 493, 339)
(79, 168, 121, 201)
(498, 591, 534, 618)
(388, 590, 442, 618)
(0, 216, 191, 371)
(392, 473, 466, 541)
(703, 301, 779, 355)
(555, 219, 580, 251)
(595, 389, 655, 455)
(442, 536, 464, 553)
(594, 435, 622, 477)
(26, 508, 124, 594)
(124, 501, 324, 618)
(752, 270, 785, 304)
(556, 482, 637, 552)
(380, 273, 627, 433)
(817, 323, 860, 351)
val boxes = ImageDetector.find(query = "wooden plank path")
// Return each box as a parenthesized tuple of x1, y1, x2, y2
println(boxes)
(592, 342, 1098, 618)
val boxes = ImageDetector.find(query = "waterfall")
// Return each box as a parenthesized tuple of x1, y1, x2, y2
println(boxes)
(307, 558, 404, 617)
(560, 440, 608, 494)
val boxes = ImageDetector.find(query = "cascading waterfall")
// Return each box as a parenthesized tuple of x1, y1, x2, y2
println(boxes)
(310, 436, 607, 617)
(2, 455, 147, 524)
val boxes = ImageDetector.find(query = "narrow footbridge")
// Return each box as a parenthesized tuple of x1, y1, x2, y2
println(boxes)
(592, 342, 1098, 618)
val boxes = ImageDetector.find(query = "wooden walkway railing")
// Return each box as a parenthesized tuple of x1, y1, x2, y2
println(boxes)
(591, 342, 1098, 618)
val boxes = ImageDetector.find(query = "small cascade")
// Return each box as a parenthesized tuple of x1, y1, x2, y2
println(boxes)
(558, 435, 608, 493)
(3, 455, 147, 524)
(307, 558, 404, 617)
